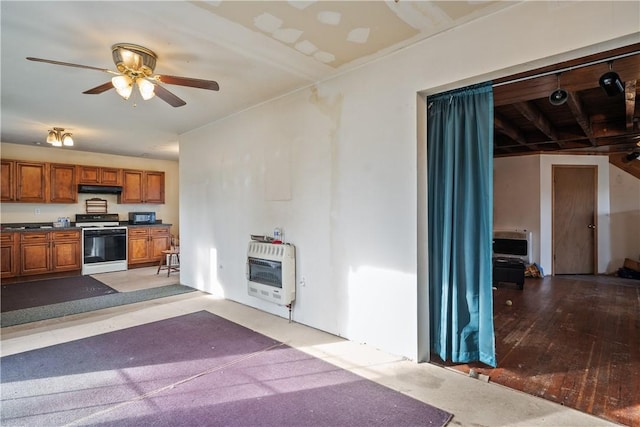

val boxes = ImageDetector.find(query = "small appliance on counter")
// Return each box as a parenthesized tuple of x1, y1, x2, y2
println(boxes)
(128, 212, 156, 225)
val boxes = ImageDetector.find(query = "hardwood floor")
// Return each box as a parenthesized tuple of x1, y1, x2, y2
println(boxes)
(432, 274, 640, 426)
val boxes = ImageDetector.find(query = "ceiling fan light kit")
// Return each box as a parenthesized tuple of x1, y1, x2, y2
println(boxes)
(46, 127, 73, 147)
(26, 43, 219, 107)
(599, 61, 624, 96)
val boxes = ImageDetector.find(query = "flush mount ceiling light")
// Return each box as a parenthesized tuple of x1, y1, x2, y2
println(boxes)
(599, 61, 625, 96)
(46, 127, 73, 147)
(549, 73, 568, 106)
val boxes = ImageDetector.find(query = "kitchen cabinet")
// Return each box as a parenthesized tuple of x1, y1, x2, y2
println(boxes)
(128, 226, 171, 266)
(119, 169, 165, 204)
(20, 230, 81, 276)
(1, 160, 16, 202)
(16, 161, 47, 202)
(49, 163, 77, 203)
(78, 165, 122, 185)
(1, 160, 47, 203)
(2, 160, 75, 203)
(1, 232, 19, 279)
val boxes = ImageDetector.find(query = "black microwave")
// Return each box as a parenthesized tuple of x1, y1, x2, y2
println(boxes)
(128, 212, 156, 225)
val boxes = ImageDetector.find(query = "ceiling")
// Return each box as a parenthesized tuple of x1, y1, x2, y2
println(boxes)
(493, 44, 640, 159)
(1, 1, 638, 166)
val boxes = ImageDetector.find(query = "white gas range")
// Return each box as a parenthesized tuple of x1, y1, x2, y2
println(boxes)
(75, 214, 128, 275)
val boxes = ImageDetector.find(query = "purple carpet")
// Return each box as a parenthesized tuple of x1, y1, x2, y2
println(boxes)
(1, 275, 117, 312)
(1, 311, 452, 426)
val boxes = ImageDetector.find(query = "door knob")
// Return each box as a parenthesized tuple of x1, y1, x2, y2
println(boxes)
(588, 224, 596, 229)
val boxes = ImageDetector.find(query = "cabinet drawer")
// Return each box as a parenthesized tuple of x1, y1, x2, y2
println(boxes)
(128, 228, 150, 237)
(150, 227, 170, 237)
(20, 232, 49, 243)
(1, 233, 16, 244)
(52, 230, 80, 241)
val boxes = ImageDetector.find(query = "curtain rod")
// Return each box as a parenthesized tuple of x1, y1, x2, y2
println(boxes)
(493, 50, 640, 88)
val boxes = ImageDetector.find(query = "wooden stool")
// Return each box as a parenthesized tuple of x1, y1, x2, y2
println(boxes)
(157, 248, 180, 277)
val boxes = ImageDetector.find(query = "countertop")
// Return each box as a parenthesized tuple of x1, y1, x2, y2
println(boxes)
(1, 222, 170, 232)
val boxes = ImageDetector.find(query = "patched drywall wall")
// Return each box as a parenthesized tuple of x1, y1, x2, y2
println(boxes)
(180, 2, 639, 361)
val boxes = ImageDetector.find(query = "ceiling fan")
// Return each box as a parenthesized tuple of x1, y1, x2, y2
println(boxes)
(27, 43, 219, 107)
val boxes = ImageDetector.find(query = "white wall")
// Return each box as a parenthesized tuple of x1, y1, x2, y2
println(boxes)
(180, 2, 640, 361)
(1, 143, 180, 236)
(609, 164, 640, 269)
(495, 154, 639, 275)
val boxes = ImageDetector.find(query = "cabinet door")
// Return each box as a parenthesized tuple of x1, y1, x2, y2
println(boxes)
(16, 162, 46, 202)
(150, 227, 171, 261)
(51, 240, 81, 271)
(20, 243, 51, 276)
(77, 165, 100, 184)
(128, 228, 151, 264)
(49, 163, 77, 203)
(144, 171, 165, 204)
(1, 160, 15, 202)
(1, 233, 18, 278)
(120, 170, 144, 204)
(100, 168, 122, 185)
(51, 230, 81, 272)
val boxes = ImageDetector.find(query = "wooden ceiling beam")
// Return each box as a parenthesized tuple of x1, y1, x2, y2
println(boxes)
(513, 101, 563, 147)
(625, 79, 637, 131)
(494, 113, 530, 147)
(565, 91, 597, 146)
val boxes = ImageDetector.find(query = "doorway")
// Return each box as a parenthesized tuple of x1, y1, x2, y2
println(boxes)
(552, 165, 597, 275)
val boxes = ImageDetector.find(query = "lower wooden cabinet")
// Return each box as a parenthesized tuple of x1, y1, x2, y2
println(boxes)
(1, 232, 19, 279)
(19, 230, 81, 276)
(128, 226, 171, 266)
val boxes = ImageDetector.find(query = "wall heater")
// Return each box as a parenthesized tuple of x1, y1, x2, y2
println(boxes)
(246, 242, 296, 306)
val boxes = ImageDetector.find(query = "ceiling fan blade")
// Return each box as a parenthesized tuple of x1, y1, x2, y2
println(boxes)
(26, 57, 118, 74)
(154, 84, 187, 107)
(83, 81, 114, 95)
(155, 74, 219, 91)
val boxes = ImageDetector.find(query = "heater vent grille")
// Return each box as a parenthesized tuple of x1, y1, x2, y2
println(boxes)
(247, 242, 295, 306)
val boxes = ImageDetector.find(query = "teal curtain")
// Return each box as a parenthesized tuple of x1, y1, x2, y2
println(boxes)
(427, 82, 496, 367)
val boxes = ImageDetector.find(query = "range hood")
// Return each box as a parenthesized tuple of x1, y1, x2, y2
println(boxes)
(77, 184, 123, 194)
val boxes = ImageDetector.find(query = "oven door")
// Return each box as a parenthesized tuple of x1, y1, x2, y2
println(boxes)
(83, 228, 127, 264)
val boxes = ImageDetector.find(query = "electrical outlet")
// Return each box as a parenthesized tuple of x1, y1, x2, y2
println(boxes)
(34, 208, 41, 215)
(300, 276, 306, 287)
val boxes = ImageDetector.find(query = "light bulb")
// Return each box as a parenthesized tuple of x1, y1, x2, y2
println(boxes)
(137, 78, 156, 100)
(46, 130, 57, 144)
(62, 133, 74, 146)
(112, 75, 133, 100)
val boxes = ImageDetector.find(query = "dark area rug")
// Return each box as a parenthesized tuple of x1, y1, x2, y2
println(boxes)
(1, 275, 117, 312)
(1, 311, 452, 427)
(1, 284, 196, 328)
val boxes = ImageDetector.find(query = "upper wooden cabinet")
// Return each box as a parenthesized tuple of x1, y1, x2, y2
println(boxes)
(1, 159, 165, 205)
(17, 162, 47, 202)
(2, 160, 76, 203)
(77, 165, 122, 185)
(119, 169, 165, 204)
(1, 160, 15, 202)
(49, 163, 77, 203)
(1, 160, 47, 203)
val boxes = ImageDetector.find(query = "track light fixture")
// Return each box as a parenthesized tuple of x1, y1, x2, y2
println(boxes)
(46, 127, 73, 147)
(624, 151, 640, 162)
(549, 73, 568, 106)
(599, 61, 624, 96)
